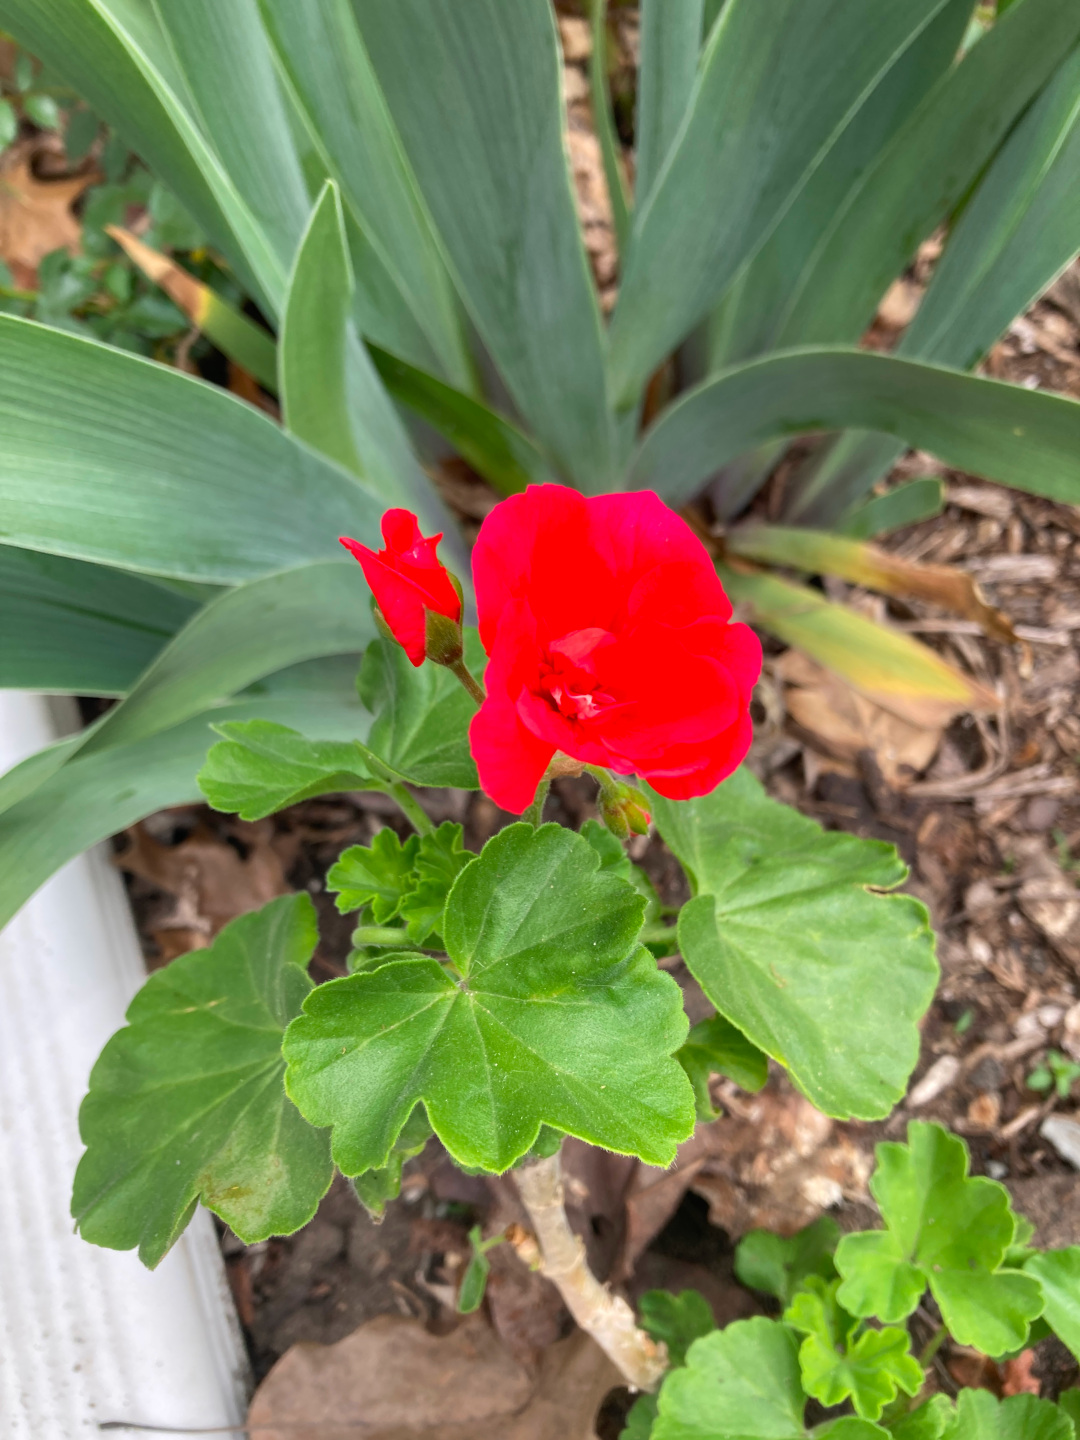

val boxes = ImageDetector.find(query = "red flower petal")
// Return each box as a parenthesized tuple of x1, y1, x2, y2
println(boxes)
(340, 510, 460, 668)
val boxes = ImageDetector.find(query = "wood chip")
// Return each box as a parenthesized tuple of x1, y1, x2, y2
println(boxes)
(907, 1054, 960, 1107)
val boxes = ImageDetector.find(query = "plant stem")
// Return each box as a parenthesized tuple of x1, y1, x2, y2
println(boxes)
(919, 1324, 948, 1367)
(351, 926, 412, 947)
(583, 762, 620, 801)
(522, 780, 550, 828)
(385, 782, 435, 836)
(447, 657, 486, 704)
(512, 1150, 668, 1391)
(352, 741, 435, 836)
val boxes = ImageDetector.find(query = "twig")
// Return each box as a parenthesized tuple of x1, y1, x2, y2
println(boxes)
(512, 1151, 667, 1391)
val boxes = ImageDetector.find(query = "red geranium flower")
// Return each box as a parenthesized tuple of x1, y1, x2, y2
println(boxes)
(340, 510, 461, 667)
(469, 486, 761, 813)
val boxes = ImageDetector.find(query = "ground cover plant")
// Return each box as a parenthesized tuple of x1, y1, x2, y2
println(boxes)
(628, 1122, 1080, 1436)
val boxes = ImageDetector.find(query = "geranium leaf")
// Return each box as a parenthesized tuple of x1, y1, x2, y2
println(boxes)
(784, 1276, 859, 1352)
(836, 1123, 1044, 1354)
(1021, 1249, 1080, 1363)
(639, 1289, 716, 1368)
(1059, 1392, 1080, 1431)
(72, 895, 332, 1268)
(350, 1102, 432, 1220)
(677, 1013, 768, 1120)
(621, 1394, 659, 1440)
(651, 768, 938, 1120)
(651, 1317, 807, 1439)
(358, 629, 485, 788)
(581, 818, 663, 926)
(284, 823, 694, 1173)
(889, 1395, 955, 1440)
(398, 821, 477, 943)
(941, 1391, 1073, 1440)
(734, 1216, 840, 1306)
(328, 827, 420, 922)
(199, 719, 376, 820)
(799, 1325, 922, 1420)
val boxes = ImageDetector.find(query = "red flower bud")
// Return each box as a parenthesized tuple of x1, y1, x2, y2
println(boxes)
(469, 486, 761, 813)
(340, 510, 462, 668)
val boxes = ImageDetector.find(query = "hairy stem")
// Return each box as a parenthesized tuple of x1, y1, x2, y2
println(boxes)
(352, 742, 435, 836)
(522, 780, 551, 828)
(351, 926, 412, 947)
(512, 1151, 667, 1390)
(447, 657, 486, 704)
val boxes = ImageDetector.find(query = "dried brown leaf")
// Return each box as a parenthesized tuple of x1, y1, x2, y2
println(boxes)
(247, 1313, 620, 1440)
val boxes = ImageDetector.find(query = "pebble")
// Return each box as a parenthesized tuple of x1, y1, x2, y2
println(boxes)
(987, 1160, 1009, 1180)
(968, 934, 994, 966)
(908, 1055, 960, 1108)
(1041, 1115, 1080, 1171)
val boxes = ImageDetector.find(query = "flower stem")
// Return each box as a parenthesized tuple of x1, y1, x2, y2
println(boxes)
(522, 780, 551, 828)
(583, 763, 620, 800)
(511, 1150, 667, 1391)
(447, 657, 486, 705)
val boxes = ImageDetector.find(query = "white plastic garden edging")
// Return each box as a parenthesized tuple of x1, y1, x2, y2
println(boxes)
(0, 691, 250, 1439)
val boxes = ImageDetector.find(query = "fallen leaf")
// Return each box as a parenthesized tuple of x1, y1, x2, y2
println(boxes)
(779, 650, 943, 787)
(0, 141, 95, 285)
(247, 1313, 621, 1440)
(114, 817, 289, 959)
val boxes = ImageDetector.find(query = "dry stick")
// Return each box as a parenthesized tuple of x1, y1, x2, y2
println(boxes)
(512, 1151, 668, 1391)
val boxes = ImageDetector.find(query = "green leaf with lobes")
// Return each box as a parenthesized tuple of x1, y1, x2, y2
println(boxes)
(198, 720, 376, 820)
(785, 1277, 921, 1421)
(734, 1215, 840, 1305)
(71, 894, 333, 1268)
(349, 1103, 432, 1220)
(650, 767, 938, 1121)
(940, 1390, 1074, 1440)
(889, 1395, 955, 1440)
(835, 1122, 1044, 1356)
(329, 827, 421, 923)
(638, 1289, 715, 1369)
(677, 1013, 768, 1121)
(283, 823, 695, 1173)
(649, 1314, 888, 1438)
(397, 822, 477, 942)
(1022, 1247, 1080, 1364)
(357, 630, 485, 790)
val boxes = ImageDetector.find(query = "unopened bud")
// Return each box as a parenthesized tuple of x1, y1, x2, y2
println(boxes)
(599, 779, 651, 840)
(424, 607, 465, 667)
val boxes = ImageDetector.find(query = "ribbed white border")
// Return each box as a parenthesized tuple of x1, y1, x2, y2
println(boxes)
(0, 692, 250, 1439)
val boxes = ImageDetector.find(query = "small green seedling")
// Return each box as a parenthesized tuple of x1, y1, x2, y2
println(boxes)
(1028, 1050, 1080, 1099)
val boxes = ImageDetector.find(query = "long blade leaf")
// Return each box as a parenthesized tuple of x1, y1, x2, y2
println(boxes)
(635, 0, 705, 206)
(0, 548, 198, 695)
(351, 0, 615, 491)
(776, 0, 1080, 348)
(77, 562, 375, 756)
(150, 0, 312, 280)
(632, 349, 1080, 508)
(256, 0, 473, 387)
(784, 43, 1080, 523)
(718, 564, 996, 720)
(0, 658, 369, 930)
(279, 182, 448, 539)
(608, 0, 962, 406)
(0, 316, 382, 583)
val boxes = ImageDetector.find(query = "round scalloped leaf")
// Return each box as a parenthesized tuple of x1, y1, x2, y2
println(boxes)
(284, 823, 694, 1173)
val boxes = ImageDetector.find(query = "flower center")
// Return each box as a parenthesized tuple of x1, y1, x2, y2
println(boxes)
(537, 628, 621, 723)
